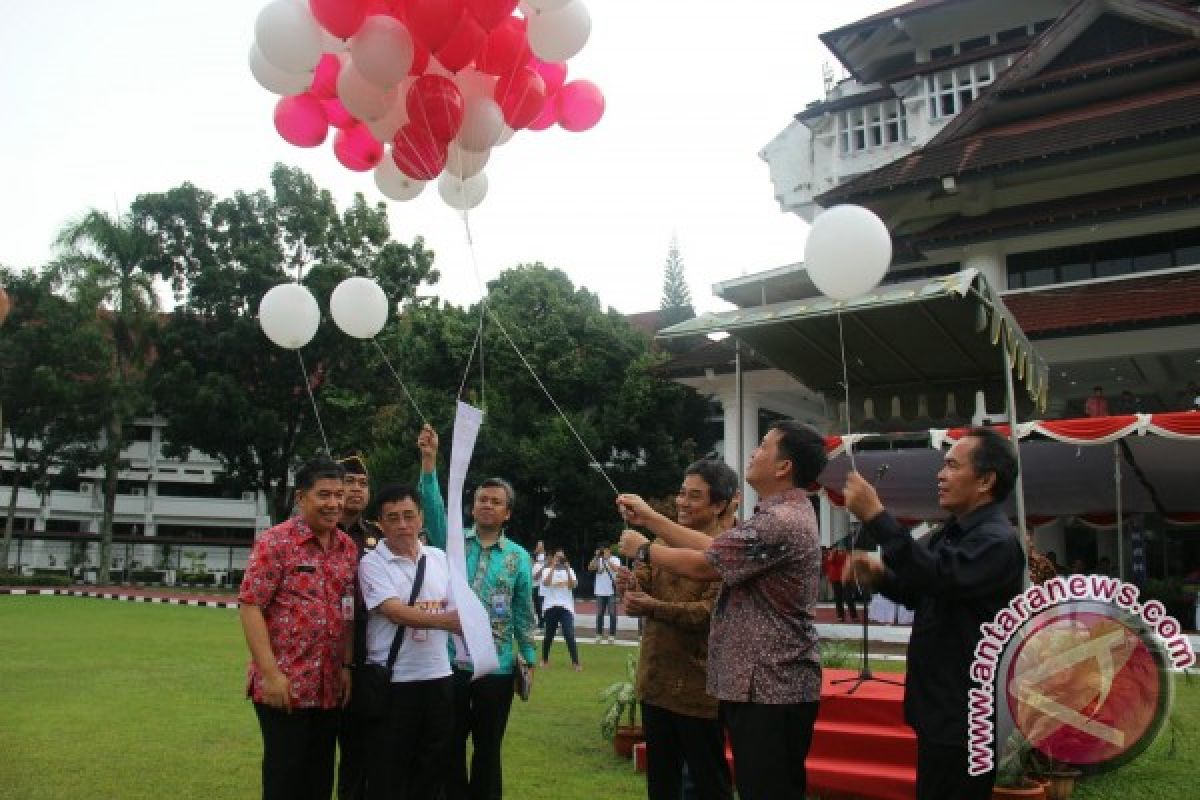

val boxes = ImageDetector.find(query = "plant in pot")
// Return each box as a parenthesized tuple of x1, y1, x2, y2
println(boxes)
(600, 653, 643, 758)
(992, 732, 1046, 799)
(1029, 749, 1081, 800)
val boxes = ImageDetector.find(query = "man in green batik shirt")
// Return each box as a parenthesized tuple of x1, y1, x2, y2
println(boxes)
(416, 425, 537, 800)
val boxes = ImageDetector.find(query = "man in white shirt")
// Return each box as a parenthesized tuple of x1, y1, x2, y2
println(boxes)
(359, 484, 462, 800)
(589, 545, 622, 643)
(541, 548, 582, 671)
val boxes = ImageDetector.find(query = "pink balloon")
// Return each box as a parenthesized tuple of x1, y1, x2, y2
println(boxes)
(436, 14, 486, 73)
(407, 74, 465, 142)
(476, 16, 529, 76)
(274, 93, 329, 148)
(310, 54, 341, 100)
(323, 97, 358, 129)
(494, 67, 545, 130)
(556, 80, 604, 132)
(466, 0, 519, 31)
(527, 94, 558, 131)
(311, 0, 368, 39)
(392, 123, 449, 180)
(530, 58, 566, 96)
(406, 0, 465, 53)
(334, 124, 384, 171)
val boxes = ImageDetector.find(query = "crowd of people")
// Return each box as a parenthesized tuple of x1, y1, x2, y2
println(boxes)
(237, 419, 1029, 800)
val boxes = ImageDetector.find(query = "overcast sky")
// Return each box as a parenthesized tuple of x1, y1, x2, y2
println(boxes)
(0, 0, 896, 314)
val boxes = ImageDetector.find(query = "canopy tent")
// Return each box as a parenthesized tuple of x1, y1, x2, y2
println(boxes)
(816, 412, 1200, 521)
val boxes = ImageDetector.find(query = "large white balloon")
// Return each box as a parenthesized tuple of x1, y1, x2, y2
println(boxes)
(458, 95, 505, 152)
(351, 15, 415, 88)
(255, 0, 323, 73)
(523, 0, 572, 12)
(446, 142, 490, 179)
(248, 45, 312, 95)
(527, 1, 591, 62)
(365, 77, 414, 141)
(438, 172, 489, 211)
(258, 283, 321, 349)
(803, 205, 892, 301)
(337, 57, 397, 121)
(330, 277, 390, 339)
(374, 155, 427, 202)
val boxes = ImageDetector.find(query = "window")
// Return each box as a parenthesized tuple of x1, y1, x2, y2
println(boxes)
(838, 100, 907, 154)
(997, 26, 1028, 44)
(960, 35, 990, 53)
(930, 44, 954, 60)
(1007, 227, 1200, 288)
(926, 56, 1014, 119)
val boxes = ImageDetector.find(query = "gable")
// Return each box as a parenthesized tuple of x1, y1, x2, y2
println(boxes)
(1045, 12, 1190, 71)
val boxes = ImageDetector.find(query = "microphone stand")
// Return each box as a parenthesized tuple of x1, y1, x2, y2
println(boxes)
(831, 465, 905, 696)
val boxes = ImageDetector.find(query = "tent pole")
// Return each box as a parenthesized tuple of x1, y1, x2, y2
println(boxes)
(1115, 443, 1124, 580)
(735, 339, 745, 522)
(1002, 349, 1030, 584)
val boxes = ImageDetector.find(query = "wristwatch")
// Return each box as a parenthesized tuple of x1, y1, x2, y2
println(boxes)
(634, 542, 651, 565)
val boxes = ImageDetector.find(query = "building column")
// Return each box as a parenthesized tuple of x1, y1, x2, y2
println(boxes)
(963, 245, 1005, 292)
(719, 391, 760, 514)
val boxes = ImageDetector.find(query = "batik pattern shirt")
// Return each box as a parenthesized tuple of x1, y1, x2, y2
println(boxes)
(418, 469, 538, 674)
(704, 488, 822, 704)
(238, 517, 357, 709)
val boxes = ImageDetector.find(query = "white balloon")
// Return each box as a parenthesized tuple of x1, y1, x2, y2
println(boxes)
(439, 172, 489, 211)
(458, 95, 505, 152)
(365, 77, 415, 142)
(337, 57, 397, 121)
(494, 125, 516, 146)
(374, 154, 427, 202)
(803, 205, 892, 301)
(330, 276, 390, 339)
(255, 0, 323, 73)
(248, 44, 312, 95)
(453, 68, 498, 102)
(527, 1, 591, 62)
(258, 283, 321, 349)
(351, 15, 415, 88)
(446, 142, 490, 179)
(523, 0, 572, 12)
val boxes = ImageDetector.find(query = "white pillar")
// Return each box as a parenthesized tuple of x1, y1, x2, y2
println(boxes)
(963, 245, 1005, 291)
(719, 391, 759, 514)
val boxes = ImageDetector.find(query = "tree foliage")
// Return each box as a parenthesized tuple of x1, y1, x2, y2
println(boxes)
(659, 235, 693, 321)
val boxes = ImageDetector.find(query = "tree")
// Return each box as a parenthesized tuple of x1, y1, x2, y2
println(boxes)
(138, 165, 439, 522)
(659, 235, 693, 320)
(50, 212, 161, 584)
(0, 269, 108, 574)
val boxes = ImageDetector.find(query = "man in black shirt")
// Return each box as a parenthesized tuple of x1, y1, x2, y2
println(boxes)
(843, 427, 1024, 800)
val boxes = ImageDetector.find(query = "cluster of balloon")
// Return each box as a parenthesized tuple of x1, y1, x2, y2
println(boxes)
(250, 0, 605, 211)
(258, 277, 390, 349)
(803, 205, 893, 301)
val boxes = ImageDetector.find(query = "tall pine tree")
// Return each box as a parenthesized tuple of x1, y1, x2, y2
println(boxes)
(659, 235, 693, 326)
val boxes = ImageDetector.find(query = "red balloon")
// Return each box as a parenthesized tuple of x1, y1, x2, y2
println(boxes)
(323, 97, 358, 129)
(274, 93, 329, 148)
(527, 95, 557, 131)
(476, 16, 529, 76)
(407, 74, 465, 142)
(334, 124, 384, 171)
(556, 79, 604, 132)
(310, 54, 341, 100)
(530, 58, 567, 96)
(367, 0, 405, 16)
(311, 0, 369, 39)
(466, 0, 518, 31)
(406, 0, 465, 53)
(409, 41, 431, 76)
(436, 14, 486, 73)
(494, 67, 545, 130)
(392, 123, 449, 180)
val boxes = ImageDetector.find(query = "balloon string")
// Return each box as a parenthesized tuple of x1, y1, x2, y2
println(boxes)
(836, 311, 857, 474)
(372, 339, 428, 425)
(297, 351, 330, 454)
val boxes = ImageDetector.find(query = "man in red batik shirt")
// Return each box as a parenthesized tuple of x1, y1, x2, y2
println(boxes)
(239, 457, 358, 800)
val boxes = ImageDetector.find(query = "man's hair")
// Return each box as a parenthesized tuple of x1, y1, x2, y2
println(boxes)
(337, 453, 368, 477)
(769, 420, 828, 487)
(964, 426, 1019, 503)
(476, 477, 515, 510)
(684, 458, 740, 509)
(295, 457, 345, 491)
(372, 483, 423, 514)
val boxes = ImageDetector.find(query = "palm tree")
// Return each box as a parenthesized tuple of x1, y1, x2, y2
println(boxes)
(52, 210, 160, 585)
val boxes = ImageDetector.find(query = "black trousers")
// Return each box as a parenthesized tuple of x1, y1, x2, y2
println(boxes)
(446, 669, 515, 800)
(832, 581, 858, 620)
(336, 707, 369, 800)
(915, 740, 996, 800)
(533, 590, 544, 628)
(641, 703, 732, 800)
(720, 700, 819, 800)
(365, 676, 455, 800)
(595, 594, 618, 635)
(253, 703, 340, 800)
(542, 606, 580, 665)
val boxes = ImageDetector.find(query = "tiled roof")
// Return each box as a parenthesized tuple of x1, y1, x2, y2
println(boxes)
(818, 82, 1200, 203)
(1004, 271, 1200, 336)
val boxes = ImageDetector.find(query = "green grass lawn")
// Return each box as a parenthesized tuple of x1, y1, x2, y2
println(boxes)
(0, 597, 1195, 799)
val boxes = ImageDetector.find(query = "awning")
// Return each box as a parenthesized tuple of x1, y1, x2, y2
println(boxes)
(658, 269, 1049, 416)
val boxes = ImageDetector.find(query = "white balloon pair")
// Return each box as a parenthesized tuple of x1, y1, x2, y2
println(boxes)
(257, 277, 389, 350)
(803, 205, 893, 301)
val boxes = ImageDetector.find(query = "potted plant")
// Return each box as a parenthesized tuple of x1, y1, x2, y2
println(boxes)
(1029, 750, 1081, 800)
(992, 733, 1046, 799)
(600, 653, 643, 758)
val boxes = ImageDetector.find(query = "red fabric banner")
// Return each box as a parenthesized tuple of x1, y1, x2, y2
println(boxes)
(1148, 411, 1200, 437)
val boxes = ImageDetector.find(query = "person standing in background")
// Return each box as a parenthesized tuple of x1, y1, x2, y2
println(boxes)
(589, 544, 621, 643)
(541, 547, 582, 671)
